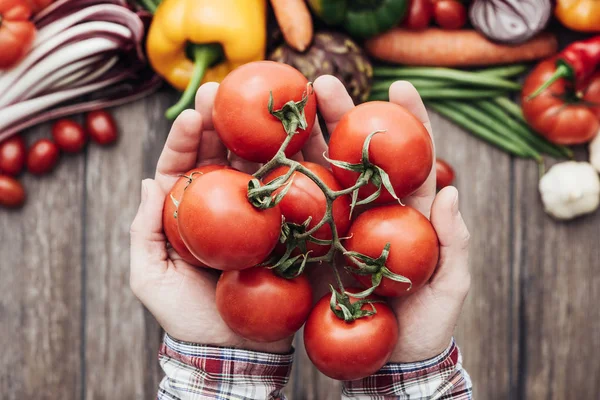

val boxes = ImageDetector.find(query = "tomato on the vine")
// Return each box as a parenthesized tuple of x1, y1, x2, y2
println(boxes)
(263, 162, 351, 257)
(52, 119, 87, 153)
(85, 110, 118, 145)
(328, 101, 433, 204)
(346, 205, 439, 297)
(436, 158, 455, 190)
(0, 135, 26, 176)
(216, 266, 313, 342)
(0, 174, 25, 208)
(163, 165, 229, 266)
(403, 0, 433, 30)
(27, 138, 59, 175)
(433, 0, 467, 30)
(177, 169, 282, 270)
(304, 290, 399, 381)
(213, 61, 317, 163)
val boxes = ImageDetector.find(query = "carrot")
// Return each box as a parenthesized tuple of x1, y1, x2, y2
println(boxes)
(270, 0, 313, 52)
(365, 28, 558, 67)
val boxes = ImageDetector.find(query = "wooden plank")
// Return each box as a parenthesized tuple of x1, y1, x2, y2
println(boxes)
(0, 124, 84, 400)
(428, 110, 515, 399)
(83, 91, 174, 399)
(512, 156, 600, 399)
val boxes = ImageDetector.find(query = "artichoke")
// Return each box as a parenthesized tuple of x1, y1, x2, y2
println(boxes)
(269, 31, 373, 104)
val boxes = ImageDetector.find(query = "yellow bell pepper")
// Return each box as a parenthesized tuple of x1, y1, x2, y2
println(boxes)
(146, 0, 267, 118)
(555, 0, 600, 32)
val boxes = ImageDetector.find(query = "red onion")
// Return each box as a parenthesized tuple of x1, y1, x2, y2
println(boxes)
(469, 0, 552, 45)
(0, 0, 161, 141)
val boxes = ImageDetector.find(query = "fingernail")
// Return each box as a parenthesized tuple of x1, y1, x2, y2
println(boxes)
(451, 189, 459, 216)
(141, 180, 148, 203)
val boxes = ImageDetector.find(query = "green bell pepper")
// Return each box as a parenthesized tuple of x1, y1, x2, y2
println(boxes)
(307, 0, 408, 39)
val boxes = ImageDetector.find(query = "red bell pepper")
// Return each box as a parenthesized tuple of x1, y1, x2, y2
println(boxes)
(0, 0, 36, 69)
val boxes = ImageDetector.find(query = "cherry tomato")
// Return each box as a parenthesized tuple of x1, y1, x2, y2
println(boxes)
(27, 138, 59, 175)
(216, 266, 313, 342)
(0, 174, 25, 208)
(213, 61, 317, 163)
(435, 158, 455, 190)
(0, 0, 36, 70)
(0, 135, 26, 176)
(163, 165, 229, 266)
(303, 290, 399, 380)
(346, 205, 439, 297)
(433, 0, 467, 30)
(328, 101, 433, 204)
(521, 59, 600, 145)
(177, 169, 282, 270)
(403, 0, 433, 30)
(85, 110, 118, 145)
(263, 162, 351, 257)
(52, 119, 87, 153)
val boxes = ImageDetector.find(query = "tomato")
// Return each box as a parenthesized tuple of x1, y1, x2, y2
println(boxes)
(346, 205, 439, 297)
(163, 165, 229, 266)
(26, 0, 53, 14)
(52, 119, 87, 153)
(263, 162, 351, 257)
(0, 0, 36, 70)
(216, 266, 312, 342)
(433, 0, 467, 30)
(303, 289, 398, 380)
(402, 0, 433, 30)
(85, 110, 118, 145)
(328, 101, 433, 204)
(0, 135, 26, 176)
(521, 59, 600, 145)
(213, 61, 317, 163)
(0, 174, 25, 208)
(435, 158, 455, 190)
(27, 138, 59, 175)
(177, 169, 282, 270)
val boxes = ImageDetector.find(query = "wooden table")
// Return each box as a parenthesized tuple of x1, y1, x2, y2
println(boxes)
(2, 65, 600, 399)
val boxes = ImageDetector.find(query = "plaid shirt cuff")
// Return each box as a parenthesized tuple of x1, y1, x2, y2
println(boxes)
(342, 339, 473, 399)
(158, 334, 294, 400)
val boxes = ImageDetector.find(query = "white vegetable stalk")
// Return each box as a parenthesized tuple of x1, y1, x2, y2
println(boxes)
(0, 0, 161, 141)
(589, 130, 600, 173)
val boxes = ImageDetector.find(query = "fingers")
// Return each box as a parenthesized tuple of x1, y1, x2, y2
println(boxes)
(229, 152, 261, 174)
(389, 81, 436, 218)
(130, 179, 169, 290)
(313, 75, 354, 135)
(155, 110, 204, 193)
(195, 82, 228, 166)
(302, 119, 328, 166)
(428, 187, 471, 296)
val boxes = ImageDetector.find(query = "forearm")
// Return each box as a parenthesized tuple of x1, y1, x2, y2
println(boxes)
(158, 334, 293, 400)
(342, 339, 472, 400)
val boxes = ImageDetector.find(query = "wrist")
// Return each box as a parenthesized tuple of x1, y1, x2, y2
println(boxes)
(389, 335, 453, 363)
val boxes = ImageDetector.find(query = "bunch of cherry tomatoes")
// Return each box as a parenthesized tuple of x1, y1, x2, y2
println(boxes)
(163, 61, 443, 380)
(404, 0, 468, 30)
(0, 109, 117, 208)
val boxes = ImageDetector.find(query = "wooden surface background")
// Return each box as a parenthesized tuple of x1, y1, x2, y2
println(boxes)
(2, 38, 600, 400)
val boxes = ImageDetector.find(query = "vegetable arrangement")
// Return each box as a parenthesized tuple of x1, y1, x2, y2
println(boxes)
(164, 61, 439, 379)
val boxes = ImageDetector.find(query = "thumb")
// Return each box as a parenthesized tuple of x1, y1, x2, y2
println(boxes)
(130, 179, 168, 283)
(428, 186, 471, 295)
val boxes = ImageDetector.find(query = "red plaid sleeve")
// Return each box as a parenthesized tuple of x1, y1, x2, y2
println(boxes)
(158, 334, 294, 400)
(342, 340, 472, 399)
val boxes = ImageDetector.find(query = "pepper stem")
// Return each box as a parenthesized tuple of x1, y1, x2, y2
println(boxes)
(165, 43, 224, 120)
(527, 62, 573, 100)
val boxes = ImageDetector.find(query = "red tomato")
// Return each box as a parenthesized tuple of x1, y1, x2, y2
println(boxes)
(346, 205, 439, 297)
(0, 174, 25, 208)
(521, 59, 600, 145)
(27, 138, 59, 175)
(433, 0, 467, 30)
(213, 61, 317, 163)
(403, 0, 433, 30)
(263, 162, 351, 257)
(163, 165, 229, 266)
(0, 135, 26, 176)
(0, 0, 36, 69)
(435, 158, 455, 190)
(303, 290, 399, 380)
(177, 169, 282, 270)
(26, 0, 53, 13)
(85, 110, 118, 145)
(216, 266, 313, 342)
(52, 119, 87, 153)
(328, 101, 433, 204)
